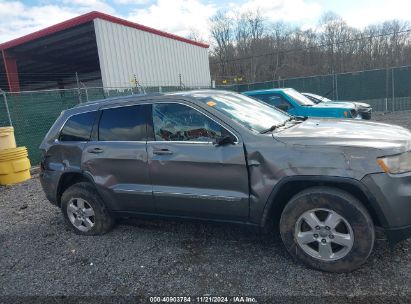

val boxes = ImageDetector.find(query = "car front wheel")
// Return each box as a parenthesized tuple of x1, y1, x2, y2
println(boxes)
(280, 186, 375, 272)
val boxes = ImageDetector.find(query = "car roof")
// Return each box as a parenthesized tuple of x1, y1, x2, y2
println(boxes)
(69, 89, 239, 113)
(73, 92, 162, 108)
(244, 88, 291, 94)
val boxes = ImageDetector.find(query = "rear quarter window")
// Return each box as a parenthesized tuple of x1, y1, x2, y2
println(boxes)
(59, 111, 98, 142)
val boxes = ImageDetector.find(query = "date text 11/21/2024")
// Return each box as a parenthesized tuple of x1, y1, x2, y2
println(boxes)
(149, 296, 257, 303)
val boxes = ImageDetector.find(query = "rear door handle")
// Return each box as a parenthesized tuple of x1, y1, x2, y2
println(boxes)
(153, 148, 173, 155)
(87, 147, 104, 154)
(248, 160, 260, 167)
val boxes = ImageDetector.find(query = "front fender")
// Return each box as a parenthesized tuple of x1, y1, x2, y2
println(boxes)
(258, 175, 388, 229)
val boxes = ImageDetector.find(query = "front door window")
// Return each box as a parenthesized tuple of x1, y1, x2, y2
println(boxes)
(152, 103, 233, 142)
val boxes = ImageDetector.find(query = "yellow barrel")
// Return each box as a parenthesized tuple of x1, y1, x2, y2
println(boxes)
(0, 126, 17, 150)
(0, 146, 31, 185)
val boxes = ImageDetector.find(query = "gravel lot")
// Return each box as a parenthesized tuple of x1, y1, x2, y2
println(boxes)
(1, 111, 411, 302)
(373, 110, 411, 130)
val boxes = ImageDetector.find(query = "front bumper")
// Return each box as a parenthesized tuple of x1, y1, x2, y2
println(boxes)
(361, 172, 411, 244)
(358, 108, 372, 120)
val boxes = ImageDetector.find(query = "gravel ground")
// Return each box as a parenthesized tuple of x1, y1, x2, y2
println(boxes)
(373, 110, 411, 130)
(1, 111, 411, 302)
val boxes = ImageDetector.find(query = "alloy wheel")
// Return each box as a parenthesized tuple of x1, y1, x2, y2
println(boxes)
(66, 198, 95, 232)
(294, 208, 354, 261)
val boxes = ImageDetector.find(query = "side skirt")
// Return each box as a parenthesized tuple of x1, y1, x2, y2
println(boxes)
(110, 210, 260, 230)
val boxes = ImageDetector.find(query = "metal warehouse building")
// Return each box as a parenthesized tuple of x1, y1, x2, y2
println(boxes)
(0, 11, 211, 92)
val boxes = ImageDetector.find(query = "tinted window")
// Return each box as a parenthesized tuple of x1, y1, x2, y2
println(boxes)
(99, 105, 146, 141)
(303, 94, 319, 103)
(304, 93, 331, 103)
(262, 94, 292, 109)
(152, 103, 231, 142)
(285, 89, 315, 106)
(60, 111, 97, 141)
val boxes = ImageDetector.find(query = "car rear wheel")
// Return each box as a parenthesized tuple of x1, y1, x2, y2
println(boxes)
(279, 186, 375, 272)
(61, 182, 114, 235)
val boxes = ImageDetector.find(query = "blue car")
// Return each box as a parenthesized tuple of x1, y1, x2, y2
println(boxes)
(244, 88, 360, 119)
(302, 92, 372, 120)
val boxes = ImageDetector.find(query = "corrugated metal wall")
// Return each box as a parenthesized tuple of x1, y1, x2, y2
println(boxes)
(93, 19, 211, 88)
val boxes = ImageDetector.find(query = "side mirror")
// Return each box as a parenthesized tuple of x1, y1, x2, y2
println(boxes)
(214, 135, 235, 146)
(276, 104, 289, 112)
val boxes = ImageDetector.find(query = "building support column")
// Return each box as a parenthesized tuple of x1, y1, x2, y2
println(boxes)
(2, 50, 20, 92)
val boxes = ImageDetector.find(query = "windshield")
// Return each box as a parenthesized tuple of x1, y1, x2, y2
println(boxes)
(285, 89, 315, 106)
(194, 92, 290, 133)
(308, 93, 332, 102)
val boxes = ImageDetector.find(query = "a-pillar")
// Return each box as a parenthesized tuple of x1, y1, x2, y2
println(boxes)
(2, 50, 20, 92)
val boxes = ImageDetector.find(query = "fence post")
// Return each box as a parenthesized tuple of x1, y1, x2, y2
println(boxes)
(75, 72, 82, 104)
(80, 82, 89, 102)
(0, 89, 12, 126)
(392, 67, 395, 111)
(335, 74, 339, 100)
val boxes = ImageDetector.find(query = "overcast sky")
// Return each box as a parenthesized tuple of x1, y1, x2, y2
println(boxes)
(0, 0, 410, 44)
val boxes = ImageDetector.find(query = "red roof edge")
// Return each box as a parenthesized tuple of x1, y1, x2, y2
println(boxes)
(0, 11, 209, 50)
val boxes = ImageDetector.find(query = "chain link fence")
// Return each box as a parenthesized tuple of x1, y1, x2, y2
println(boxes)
(0, 85, 207, 165)
(1, 65, 410, 166)
(217, 65, 411, 112)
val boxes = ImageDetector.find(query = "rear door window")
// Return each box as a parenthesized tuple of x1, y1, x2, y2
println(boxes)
(98, 105, 147, 141)
(59, 111, 97, 141)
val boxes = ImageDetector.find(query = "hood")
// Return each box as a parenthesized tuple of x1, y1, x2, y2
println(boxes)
(274, 118, 411, 152)
(353, 102, 371, 109)
(312, 101, 356, 110)
(337, 100, 371, 108)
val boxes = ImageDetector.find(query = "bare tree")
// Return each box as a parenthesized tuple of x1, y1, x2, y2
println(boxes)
(187, 28, 206, 43)
(209, 9, 411, 84)
(209, 10, 234, 77)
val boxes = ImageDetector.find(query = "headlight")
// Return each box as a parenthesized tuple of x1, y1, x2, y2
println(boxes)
(377, 151, 411, 174)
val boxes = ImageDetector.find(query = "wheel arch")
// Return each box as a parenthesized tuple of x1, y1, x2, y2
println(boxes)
(260, 176, 388, 229)
(56, 171, 96, 206)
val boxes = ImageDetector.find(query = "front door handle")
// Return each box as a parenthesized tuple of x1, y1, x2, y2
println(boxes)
(153, 148, 173, 155)
(87, 147, 104, 154)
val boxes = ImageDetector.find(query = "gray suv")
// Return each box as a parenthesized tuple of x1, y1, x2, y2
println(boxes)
(40, 90, 411, 272)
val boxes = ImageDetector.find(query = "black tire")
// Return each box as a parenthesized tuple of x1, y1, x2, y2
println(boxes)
(362, 113, 372, 120)
(279, 186, 375, 272)
(61, 182, 114, 235)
